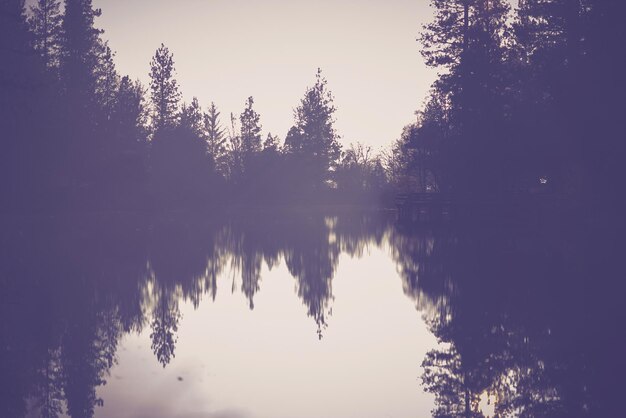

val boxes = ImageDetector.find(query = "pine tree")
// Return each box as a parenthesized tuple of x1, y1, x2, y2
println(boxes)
(112, 76, 147, 149)
(179, 97, 203, 136)
(149, 43, 181, 132)
(420, 0, 510, 96)
(28, 0, 63, 72)
(204, 102, 228, 175)
(419, 0, 511, 193)
(263, 133, 280, 153)
(285, 69, 341, 187)
(515, 0, 587, 67)
(61, 0, 104, 102)
(239, 96, 262, 154)
(226, 112, 244, 182)
(95, 42, 119, 117)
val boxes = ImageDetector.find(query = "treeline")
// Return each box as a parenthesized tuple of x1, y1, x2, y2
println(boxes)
(389, 0, 625, 206)
(2, 1, 624, 212)
(0, 0, 390, 211)
(0, 212, 389, 417)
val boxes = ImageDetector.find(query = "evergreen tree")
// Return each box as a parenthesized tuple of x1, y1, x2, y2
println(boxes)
(204, 102, 228, 176)
(28, 0, 63, 72)
(239, 96, 262, 155)
(226, 112, 244, 183)
(263, 133, 280, 153)
(419, 0, 511, 193)
(420, 0, 510, 87)
(179, 97, 203, 136)
(61, 0, 104, 103)
(149, 43, 181, 132)
(112, 76, 147, 149)
(284, 69, 341, 189)
(95, 42, 119, 117)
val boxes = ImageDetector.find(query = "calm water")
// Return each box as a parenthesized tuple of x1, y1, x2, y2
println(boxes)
(1, 211, 622, 417)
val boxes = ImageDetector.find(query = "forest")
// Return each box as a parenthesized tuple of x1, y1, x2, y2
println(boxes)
(1, 0, 623, 211)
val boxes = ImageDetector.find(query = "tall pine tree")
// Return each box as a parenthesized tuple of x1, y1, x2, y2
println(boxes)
(284, 69, 341, 190)
(149, 43, 181, 133)
(28, 0, 63, 72)
(239, 96, 262, 155)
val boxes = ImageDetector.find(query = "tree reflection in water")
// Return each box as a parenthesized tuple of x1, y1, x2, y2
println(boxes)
(0, 211, 621, 417)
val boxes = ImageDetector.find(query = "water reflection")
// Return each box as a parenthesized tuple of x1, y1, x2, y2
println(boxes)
(0, 212, 621, 417)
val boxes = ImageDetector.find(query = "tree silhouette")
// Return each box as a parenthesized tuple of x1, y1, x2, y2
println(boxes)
(239, 96, 263, 155)
(284, 69, 341, 191)
(28, 0, 63, 72)
(204, 101, 228, 177)
(150, 287, 181, 368)
(61, 0, 104, 103)
(149, 43, 181, 132)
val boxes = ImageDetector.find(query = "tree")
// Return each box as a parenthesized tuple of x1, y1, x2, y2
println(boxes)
(204, 102, 228, 176)
(420, 0, 510, 91)
(60, 0, 104, 103)
(239, 96, 262, 155)
(150, 94, 211, 206)
(112, 76, 147, 148)
(149, 43, 181, 132)
(28, 0, 63, 72)
(335, 143, 388, 199)
(284, 69, 341, 189)
(150, 287, 180, 368)
(179, 97, 203, 136)
(95, 42, 119, 117)
(226, 112, 244, 183)
(263, 133, 280, 153)
(419, 0, 512, 193)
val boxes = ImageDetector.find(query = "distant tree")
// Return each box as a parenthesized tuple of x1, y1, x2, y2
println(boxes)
(284, 69, 341, 189)
(179, 97, 203, 136)
(226, 112, 244, 182)
(28, 0, 63, 72)
(239, 96, 262, 155)
(204, 102, 228, 175)
(263, 133, 280, 153)
(336, 142, 388, 197)
(149, 43, 181, 132)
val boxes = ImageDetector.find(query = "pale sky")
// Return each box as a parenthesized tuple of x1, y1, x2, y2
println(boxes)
(93, 0, 437, 151)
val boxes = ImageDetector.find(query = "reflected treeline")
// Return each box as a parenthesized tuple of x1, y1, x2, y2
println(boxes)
(1, 212, 621, 417)
(0, 211, 392, 416)
(391, 218, 623, 417)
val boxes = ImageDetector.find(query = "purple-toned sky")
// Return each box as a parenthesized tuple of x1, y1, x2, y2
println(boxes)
(31, 0, 439, 150)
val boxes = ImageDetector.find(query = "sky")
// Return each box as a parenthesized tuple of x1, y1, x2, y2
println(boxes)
(91, 0, 437, 151)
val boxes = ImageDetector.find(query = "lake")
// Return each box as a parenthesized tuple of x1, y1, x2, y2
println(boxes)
(1, 210, 621, 417)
